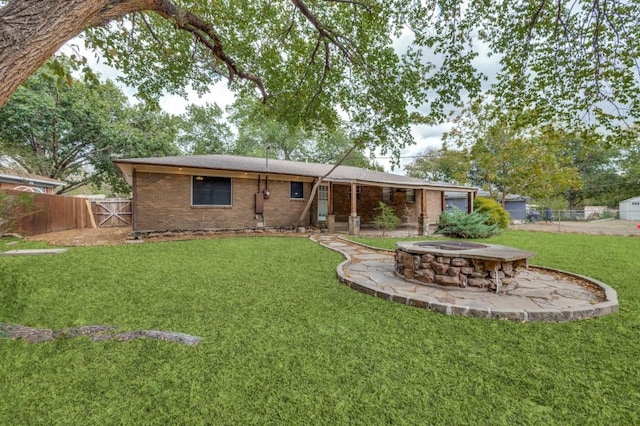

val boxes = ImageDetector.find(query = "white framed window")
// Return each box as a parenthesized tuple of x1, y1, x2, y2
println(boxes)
(192, 176, 232, 206)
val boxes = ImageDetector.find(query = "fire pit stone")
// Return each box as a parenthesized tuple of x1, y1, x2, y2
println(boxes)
(395, 241, 536, 293)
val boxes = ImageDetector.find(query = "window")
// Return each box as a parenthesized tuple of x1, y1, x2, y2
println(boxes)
(383, 187, 392, 202)
(290, 181, 304, 199)
(405, 188, 416, 203)
(192, 176, 232, 206)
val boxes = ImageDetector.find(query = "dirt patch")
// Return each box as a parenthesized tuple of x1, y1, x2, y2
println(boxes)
(24, 226, 310, 246)
(21, 218, 640, 247)
(511, 219, 640, 237)
(0, 322, 201, 346)
(26, 227, 132, 246)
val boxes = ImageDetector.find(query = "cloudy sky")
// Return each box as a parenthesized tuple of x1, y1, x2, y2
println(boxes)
(63, 28, 499, 174)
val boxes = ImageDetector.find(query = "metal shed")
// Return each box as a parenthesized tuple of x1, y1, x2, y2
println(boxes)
(619, 197, 640, 221)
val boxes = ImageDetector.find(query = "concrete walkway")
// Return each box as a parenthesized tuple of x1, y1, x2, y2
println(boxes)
(311, 234, 619, 322)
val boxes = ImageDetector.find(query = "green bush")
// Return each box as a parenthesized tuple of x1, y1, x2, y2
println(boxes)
(473, 196, 510, 229)
(435, 208, 500, 239)
(0, 192, 36, 236)
(372, 201, 401, 236)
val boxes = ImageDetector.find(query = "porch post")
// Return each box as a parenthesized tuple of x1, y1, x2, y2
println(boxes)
(441, 192, 446, 211)
(467, 191, 475, 213)
(328, 182, 334, 215)
(327, 182, 335, 233)
(418, 188, 429, 236)
(348, 182, 360, 236)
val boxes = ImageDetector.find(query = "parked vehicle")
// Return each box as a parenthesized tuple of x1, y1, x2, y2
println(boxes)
(521, 210, 541, 224)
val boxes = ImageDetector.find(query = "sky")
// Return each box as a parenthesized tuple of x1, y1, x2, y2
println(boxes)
(62, 27, 500, 174)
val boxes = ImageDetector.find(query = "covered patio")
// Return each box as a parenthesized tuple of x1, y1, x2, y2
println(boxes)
(312, 178, 476, 236)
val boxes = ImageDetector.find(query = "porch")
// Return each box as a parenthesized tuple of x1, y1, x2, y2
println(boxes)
(312, 181, 475, 236)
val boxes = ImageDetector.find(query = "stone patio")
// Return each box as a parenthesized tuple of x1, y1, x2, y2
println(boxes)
(311, 234, 619, 322)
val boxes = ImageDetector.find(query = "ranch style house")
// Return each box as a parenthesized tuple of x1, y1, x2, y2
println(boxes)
(114, 154, 477, 235)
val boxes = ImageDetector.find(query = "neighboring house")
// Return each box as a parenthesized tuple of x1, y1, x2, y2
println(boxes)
(0, 169, 65, 194)
(445, 191, 529, 220)
(619, 197, 640, 221)
(114, 155, 477, 235)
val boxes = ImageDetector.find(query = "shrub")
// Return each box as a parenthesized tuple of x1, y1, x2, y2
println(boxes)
(473, 196, 510, 229)
(0, 192, 36, 236)
(435, 208, 500, 239)
(372, 201, 401, 236)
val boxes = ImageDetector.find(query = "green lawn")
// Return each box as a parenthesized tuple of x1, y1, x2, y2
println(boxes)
(1, 232, 639, 425)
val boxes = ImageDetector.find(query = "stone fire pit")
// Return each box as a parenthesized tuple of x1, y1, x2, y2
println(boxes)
(395, 241, 536, 293)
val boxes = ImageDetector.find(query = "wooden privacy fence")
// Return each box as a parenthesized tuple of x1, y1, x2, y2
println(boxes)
(90, 198, 132, 228)
(1, 189, 93, 236)
(1, 190, 133, 236)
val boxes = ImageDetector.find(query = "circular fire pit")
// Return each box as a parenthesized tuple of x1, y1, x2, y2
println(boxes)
(395, 241, 536, 293)
(415, 241, 488, 251)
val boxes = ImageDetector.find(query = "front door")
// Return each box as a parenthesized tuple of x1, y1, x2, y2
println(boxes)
(318, 184, 328, 221)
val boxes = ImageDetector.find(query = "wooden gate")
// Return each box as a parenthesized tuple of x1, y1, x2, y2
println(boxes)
(91, 198, 132, 227)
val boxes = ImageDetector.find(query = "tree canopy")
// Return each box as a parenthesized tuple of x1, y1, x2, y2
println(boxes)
(0, 57, 180, 194)
(407, 99, 583, 204)
(1, 0, 639, 163)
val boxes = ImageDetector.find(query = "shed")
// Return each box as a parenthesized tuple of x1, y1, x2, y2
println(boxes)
(619, 197, 640, 221)
(445, 191, 529, 220)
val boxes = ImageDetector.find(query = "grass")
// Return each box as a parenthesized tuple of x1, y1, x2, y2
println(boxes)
(0, 232, 639, 424)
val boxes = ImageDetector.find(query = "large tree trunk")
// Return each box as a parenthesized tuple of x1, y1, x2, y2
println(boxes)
(0, 0, 266, 107)
(0, 0, 162, 107)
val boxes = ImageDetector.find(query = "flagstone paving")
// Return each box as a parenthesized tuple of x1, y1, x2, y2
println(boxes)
(311, 234, 619, 322)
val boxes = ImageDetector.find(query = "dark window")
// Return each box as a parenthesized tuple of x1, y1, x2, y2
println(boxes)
(290, 181, 304, 199)
(383, 187, 392, 202)
(348, 185, 362, 201)
(192, 176, 232, 206)
(405, 189, 416, 203)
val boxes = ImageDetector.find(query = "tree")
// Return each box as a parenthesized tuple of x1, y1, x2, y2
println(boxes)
(0, 57, 180, 194)
(617, 142, 640, 203)
(372, 201, 401, 237)
(177, 103, 232, 155)
(405, 147, 470, 184)
(559, 137, 621, 209)
(229, 95, 380, 168)
(3, 1, 639, 162)
(443, 100, 581, 204)
(229, 97, 306, 161)
(0, 0, 485, 163)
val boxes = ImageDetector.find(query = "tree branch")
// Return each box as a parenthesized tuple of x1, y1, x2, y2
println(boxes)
(291, 0, 364, 66)
(294, 142, 360, 226)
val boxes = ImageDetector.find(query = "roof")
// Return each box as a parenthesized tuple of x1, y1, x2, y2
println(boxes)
(446, 190, 529, 201)
(0, 168, 66, 187)
(620, 196, 640, 203)
(114, 154, 475, 192)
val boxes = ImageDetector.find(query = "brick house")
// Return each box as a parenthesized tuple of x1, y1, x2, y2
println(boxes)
(0, 168, 65, 194)
(114, 155, 476, 235)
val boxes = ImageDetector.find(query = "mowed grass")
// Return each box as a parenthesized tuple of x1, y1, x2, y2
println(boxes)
(0, 232, 639, 425)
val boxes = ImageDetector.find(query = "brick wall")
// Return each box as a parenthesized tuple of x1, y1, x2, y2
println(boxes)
(332, 184, 378, 222)
(331, 185, 439, 224)
(0, 182, 55, 194)
(133, 171, 312, 232)
(425, 190, 443, 221)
